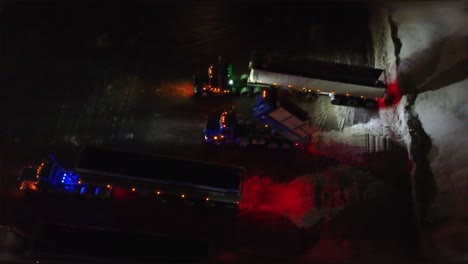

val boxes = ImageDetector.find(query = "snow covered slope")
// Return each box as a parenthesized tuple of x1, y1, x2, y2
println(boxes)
(318, 1, 467, 261)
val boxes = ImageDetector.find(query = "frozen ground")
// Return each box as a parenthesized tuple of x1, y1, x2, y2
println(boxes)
(316, 2, 468, 261)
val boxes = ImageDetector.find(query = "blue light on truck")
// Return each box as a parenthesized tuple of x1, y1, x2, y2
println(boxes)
(61, 171, 80, 186)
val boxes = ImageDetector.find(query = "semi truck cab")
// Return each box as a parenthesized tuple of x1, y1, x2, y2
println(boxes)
(18, 154, 111, 198)
(203, 111, 237, 144)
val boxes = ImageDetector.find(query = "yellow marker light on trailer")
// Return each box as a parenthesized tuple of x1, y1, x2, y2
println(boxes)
(181, 194, 185, 198)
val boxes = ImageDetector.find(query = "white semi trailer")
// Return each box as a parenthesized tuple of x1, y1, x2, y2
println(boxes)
(247, 53, 387, 108)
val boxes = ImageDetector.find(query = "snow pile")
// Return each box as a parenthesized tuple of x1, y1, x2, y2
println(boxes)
(319, 2, 467, 261)
(329, 97, 408, 140)
(309, 99, 408, 166)
(369, 4, 397, 81)
(393, 2, 467, 94)
(392, 2, 468, 261)
(240, 165, 381, 229)
(414, 80, 468, 222)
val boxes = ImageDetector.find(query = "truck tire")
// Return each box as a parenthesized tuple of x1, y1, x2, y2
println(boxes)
(237, 138, 250, 147)
(347, 98, 358, 107)
(307, 91, 319, 102)
(364, 99, 377, 109)
(267, 142, 278, 149)
(330, 96, 340, 105)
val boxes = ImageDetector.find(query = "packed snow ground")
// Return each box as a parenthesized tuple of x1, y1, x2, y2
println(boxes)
(317, 1, 467, 261)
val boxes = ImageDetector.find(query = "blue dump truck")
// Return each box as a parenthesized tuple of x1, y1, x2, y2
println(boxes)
(18, 147, 244, 210)
(203, 87, 314, 149)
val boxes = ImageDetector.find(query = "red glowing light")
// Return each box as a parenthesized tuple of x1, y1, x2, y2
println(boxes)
(239, 176, 314, 223)
(113, 188, 129, 200)
(382, 80, 402, 107)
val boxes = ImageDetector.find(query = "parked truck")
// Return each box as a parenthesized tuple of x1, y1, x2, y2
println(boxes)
(18, 147, 244, 210)
(247, 52, 387, 108)
(203, 87, 314, 149)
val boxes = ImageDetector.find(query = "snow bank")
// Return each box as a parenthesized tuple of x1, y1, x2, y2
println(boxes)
(392, 3, 468, 261)
(393, 2, 467, 93)
(320, 2, 467, 261)
(325, 96, 408, 140)
(240, 165, 383, 228)
(414, 79, 468, 224)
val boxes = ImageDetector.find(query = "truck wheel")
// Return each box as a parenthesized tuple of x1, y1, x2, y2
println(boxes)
(347, 98, 358, 107)
(307, 91, 319, 102)
(364, 99, 377, 109)
(267, 142, 278, 149)
(238, 138, 250, 147)
(330, 97, 340, 105)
